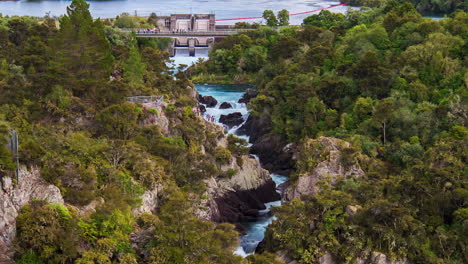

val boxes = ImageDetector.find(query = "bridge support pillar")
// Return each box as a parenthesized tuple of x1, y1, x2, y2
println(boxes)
(188, 38, 196, 57)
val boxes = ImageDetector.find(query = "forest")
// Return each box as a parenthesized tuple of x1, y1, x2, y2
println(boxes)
(0, 0, 273, 263)
(0, 0, 466, 263)
(191, 1, 467, 263)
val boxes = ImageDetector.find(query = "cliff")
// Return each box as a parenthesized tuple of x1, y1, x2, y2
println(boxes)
(137, 90, 279, 224)
(0, 167, 64, 263)
(198, 155, 280, 222)
(284, 137, 365, 200)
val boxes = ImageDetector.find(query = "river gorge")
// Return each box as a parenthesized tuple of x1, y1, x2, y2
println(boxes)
(196, 83, 288, 256)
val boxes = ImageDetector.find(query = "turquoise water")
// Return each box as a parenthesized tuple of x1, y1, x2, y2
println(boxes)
(194, 83, 288, 256)
(196, 84, 250, 127)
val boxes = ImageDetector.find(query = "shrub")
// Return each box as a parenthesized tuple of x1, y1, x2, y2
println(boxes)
(221, 168, 237, 179)
(148, 108, 158, 115)
(214, 147, 232, 164)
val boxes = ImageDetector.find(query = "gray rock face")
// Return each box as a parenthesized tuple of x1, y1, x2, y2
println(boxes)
(140, 101, 170, 136)
(316, 251, 411, 264)
(196, 155, 276, 222)
(0, 167, 64, 263)
(133, 184, 163, 215)
(284, 137, 365, 200)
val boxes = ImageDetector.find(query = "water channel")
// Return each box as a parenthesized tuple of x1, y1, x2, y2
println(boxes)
(196, 83, 288, 257)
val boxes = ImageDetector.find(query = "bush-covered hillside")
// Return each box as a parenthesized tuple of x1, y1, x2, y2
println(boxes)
(193, 1, 467, 263)
(0, 0, 270, 263)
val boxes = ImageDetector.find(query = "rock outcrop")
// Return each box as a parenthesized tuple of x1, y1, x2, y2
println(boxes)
(140, 101, 170, 136)
(317, 251, 411, 264)
(284, 137, 365, 200)
(199, 95, 218, 107)
(238, 113, 295, 175)
(238, 89, 258, 104)
(219, 112, 244, 129)
(219, 102, 233, 109)
(133, 184, 163, 215)
(0, 167, 64, 263)
(197, 155, 280, 223)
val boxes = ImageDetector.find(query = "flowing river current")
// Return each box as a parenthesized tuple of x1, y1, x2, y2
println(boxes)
(196, 83, 288, 257)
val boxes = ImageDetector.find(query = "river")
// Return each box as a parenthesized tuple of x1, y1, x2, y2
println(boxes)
(0, 0, 347, 25)
(195, 83, 288, 257)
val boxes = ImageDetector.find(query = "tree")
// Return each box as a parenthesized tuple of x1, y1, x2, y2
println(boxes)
(147, 12, 158, 27)
(14, 201, 79, 263)
(51, 0, 114, 99)
(372, 97, 396, 145)
(114, 12, 137, 28)
(303, 10, 345, 29)
(263, 10, 278, 27)
(278, 9, 290, 26)
(123, 36, 146, 84)
(96, 103, 140, 140)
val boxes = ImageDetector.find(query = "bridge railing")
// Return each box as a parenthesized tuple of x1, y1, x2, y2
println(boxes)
(121, 29, 254, 36)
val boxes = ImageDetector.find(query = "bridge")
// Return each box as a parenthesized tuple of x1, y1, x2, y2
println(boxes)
(132, 29, 247, 56)
(134, 30, 241, 38)
(128, 3, 347, 57)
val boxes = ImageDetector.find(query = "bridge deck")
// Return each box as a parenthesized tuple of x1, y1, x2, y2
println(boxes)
(134, 31, 241, 37)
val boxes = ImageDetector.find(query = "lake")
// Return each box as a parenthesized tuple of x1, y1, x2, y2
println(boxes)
(0, 0, 348, 25)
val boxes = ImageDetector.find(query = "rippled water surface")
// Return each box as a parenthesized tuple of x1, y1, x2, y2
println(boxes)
(0, 0, 346, 24)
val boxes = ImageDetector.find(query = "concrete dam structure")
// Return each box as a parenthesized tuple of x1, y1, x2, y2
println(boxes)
(134, 14, 239, 56)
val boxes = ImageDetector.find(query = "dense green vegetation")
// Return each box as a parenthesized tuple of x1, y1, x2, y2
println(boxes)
(0, 0, 271, 263)
(2, 0, 467, 262)
(340, 0, 467, 14)
(193, 1, 467, 263)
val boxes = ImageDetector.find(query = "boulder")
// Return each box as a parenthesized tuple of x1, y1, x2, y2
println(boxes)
(219, 102, 233, 109)
(238, 89, 258, 104)
(199, 95, 218, 107)
(219, 112, 244, 128)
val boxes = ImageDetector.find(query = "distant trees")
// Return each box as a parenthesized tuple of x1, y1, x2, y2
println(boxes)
(263, 9, 290, 27)
(303, 10, 345, 29)
(278, 9, 290, 26)
(0, 123, 16, 175)
(114, 12, 138, 28)
(262, 10, 278, 27)
(123, 36, 146, 84)
(147, 12, 158, 27)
